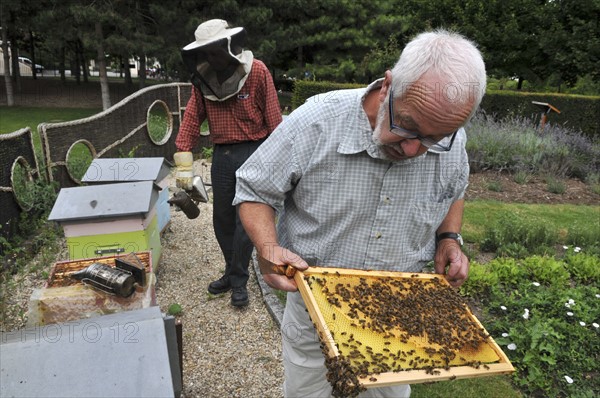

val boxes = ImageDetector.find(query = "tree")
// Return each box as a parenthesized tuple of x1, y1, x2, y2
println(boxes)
(537, 0, 600, 90)
(4, 0, 598, 103)
(68, 3, 115, 109)
(94, 22, 111, 110)
(1, 2, 14, 106)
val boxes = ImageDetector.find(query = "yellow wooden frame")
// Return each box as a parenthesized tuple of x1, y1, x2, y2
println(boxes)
(294, 267, 514, 388)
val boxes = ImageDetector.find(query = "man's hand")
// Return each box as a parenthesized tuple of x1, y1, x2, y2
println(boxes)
(258, 245, 309, 292)
(434, 240, 469, 287)
(173, 151, 194, 191)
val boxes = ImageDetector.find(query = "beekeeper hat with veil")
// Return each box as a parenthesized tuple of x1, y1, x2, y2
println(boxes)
(181, 19, 253, 101)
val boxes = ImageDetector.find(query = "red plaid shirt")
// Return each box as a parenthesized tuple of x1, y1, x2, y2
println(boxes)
(176, 59, 282, 149)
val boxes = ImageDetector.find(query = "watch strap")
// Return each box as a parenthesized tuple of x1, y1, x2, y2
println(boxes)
(436, 232, 463, 245)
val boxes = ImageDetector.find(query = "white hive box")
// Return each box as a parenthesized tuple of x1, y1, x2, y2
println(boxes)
(81, 157, 172, 232)
(48, 181, 162, 269)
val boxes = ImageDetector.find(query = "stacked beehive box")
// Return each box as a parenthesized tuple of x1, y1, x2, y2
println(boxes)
(81, 157, 172, 233)
(48, 179, 163, 268)
(34, 158, 174, 325)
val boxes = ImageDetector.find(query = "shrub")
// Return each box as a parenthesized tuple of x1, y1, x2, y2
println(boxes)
(480, 90, 600, 137)
(460, 262, 499, 297)
(11, 174, 58, 218)
(566, 224, 600, 256)
(487, 180, 503, 192)
(488, 258, 525, 285)
(468, 255, 600, 397)
(291, 80, 364, 109)
(520, 256, 571, 286)
(545, 176, 567, 194)
(466, 113, 600, 181)
(513, 171, 531, 185)
(497, 243, 531, 259)
(290, 80, 600, 136)
(563, 251, 600, 284)
(480, 213, 556, 258)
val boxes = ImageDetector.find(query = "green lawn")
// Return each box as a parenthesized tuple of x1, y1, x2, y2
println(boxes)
(412, 375, 522, 397)
(462, 200, 599, 243)
(0, 106, 101, 134)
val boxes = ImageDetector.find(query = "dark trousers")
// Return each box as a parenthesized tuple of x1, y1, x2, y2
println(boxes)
(211, 139, 264, 288)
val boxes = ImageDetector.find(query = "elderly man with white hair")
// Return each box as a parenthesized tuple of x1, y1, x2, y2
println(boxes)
(234, 29, 486, 397)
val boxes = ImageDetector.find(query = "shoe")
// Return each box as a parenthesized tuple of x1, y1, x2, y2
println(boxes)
(231, 286, 249, 307)
(208, 275, 231, 294)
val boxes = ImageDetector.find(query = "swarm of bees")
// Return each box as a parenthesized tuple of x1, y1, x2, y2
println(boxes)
(304, 271, 500, 397)
(324, 353, 366, 398)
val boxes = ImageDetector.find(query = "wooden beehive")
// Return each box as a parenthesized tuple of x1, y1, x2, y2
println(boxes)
(81, 157, 172, 233)
(27, 252, 156, 326)
(295, 267, 514, 394)
(48, 181, 162, 268)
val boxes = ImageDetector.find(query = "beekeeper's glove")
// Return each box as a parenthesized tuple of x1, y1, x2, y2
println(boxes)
(173, 151, 194, 191)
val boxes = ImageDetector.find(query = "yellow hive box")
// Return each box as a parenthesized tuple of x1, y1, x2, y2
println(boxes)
(294, 267, 514, 392)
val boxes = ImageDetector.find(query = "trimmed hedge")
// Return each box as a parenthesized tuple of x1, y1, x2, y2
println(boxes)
(481, 91, 600, 138)
(291, 81, 364, 109)
(291, 81, 600, 137)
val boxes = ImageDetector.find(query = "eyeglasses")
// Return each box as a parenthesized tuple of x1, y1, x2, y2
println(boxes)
(388, 89, 457, 152)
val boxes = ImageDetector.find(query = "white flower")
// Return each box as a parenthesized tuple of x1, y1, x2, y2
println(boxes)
(523, 308, 530, 320)
(565, 299, 575, 308)
(507, 343, 517, 350)
(532, 282, 540, 287)
(562, 245, 569, 250)
(574, 247, 581, 253)
(500, 305, 507, 311)
(596, 294, 600, 299)
(579, 321, 586, 326)
(564, 375, 574, 384)
(502, 333, 509, 337)
(593, 323, 599, 328)
(567, 312, 574, 316)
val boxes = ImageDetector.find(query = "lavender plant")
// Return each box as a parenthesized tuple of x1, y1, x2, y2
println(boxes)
(466, 113, 600, 182)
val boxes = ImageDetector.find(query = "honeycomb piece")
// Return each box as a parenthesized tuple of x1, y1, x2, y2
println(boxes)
(302, 269, 502, 392)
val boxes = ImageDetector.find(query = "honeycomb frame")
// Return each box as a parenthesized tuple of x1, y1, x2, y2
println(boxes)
(294, 267, 514, 389)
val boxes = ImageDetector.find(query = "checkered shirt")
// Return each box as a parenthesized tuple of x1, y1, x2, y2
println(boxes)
(234, 81, 469, 272)
(176, 59, 282, 148)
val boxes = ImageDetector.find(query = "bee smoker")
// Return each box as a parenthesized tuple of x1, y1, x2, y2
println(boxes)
(168, 175, 209, 219)
(71, 262, 136, 298)
(168, 191, 200, 219)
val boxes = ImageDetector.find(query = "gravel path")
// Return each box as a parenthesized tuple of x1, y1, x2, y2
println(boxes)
(156, 164, 285, 398)
(0, 161, 285, 398)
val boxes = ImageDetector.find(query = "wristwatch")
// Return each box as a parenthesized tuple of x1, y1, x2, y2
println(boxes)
(436, 232, 464, 246)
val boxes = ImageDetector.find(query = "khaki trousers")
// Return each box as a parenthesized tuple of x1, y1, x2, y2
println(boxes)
(282, 292, 411, 398)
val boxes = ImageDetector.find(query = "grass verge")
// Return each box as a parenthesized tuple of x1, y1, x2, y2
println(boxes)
(462, 200, 599, 243)
(411, 375, 522, 397)
(0, 106, 101, 134)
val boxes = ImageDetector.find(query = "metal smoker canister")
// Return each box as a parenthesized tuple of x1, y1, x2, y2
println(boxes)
(168, 190, 200, 219)
(71, 262, 136, 297)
